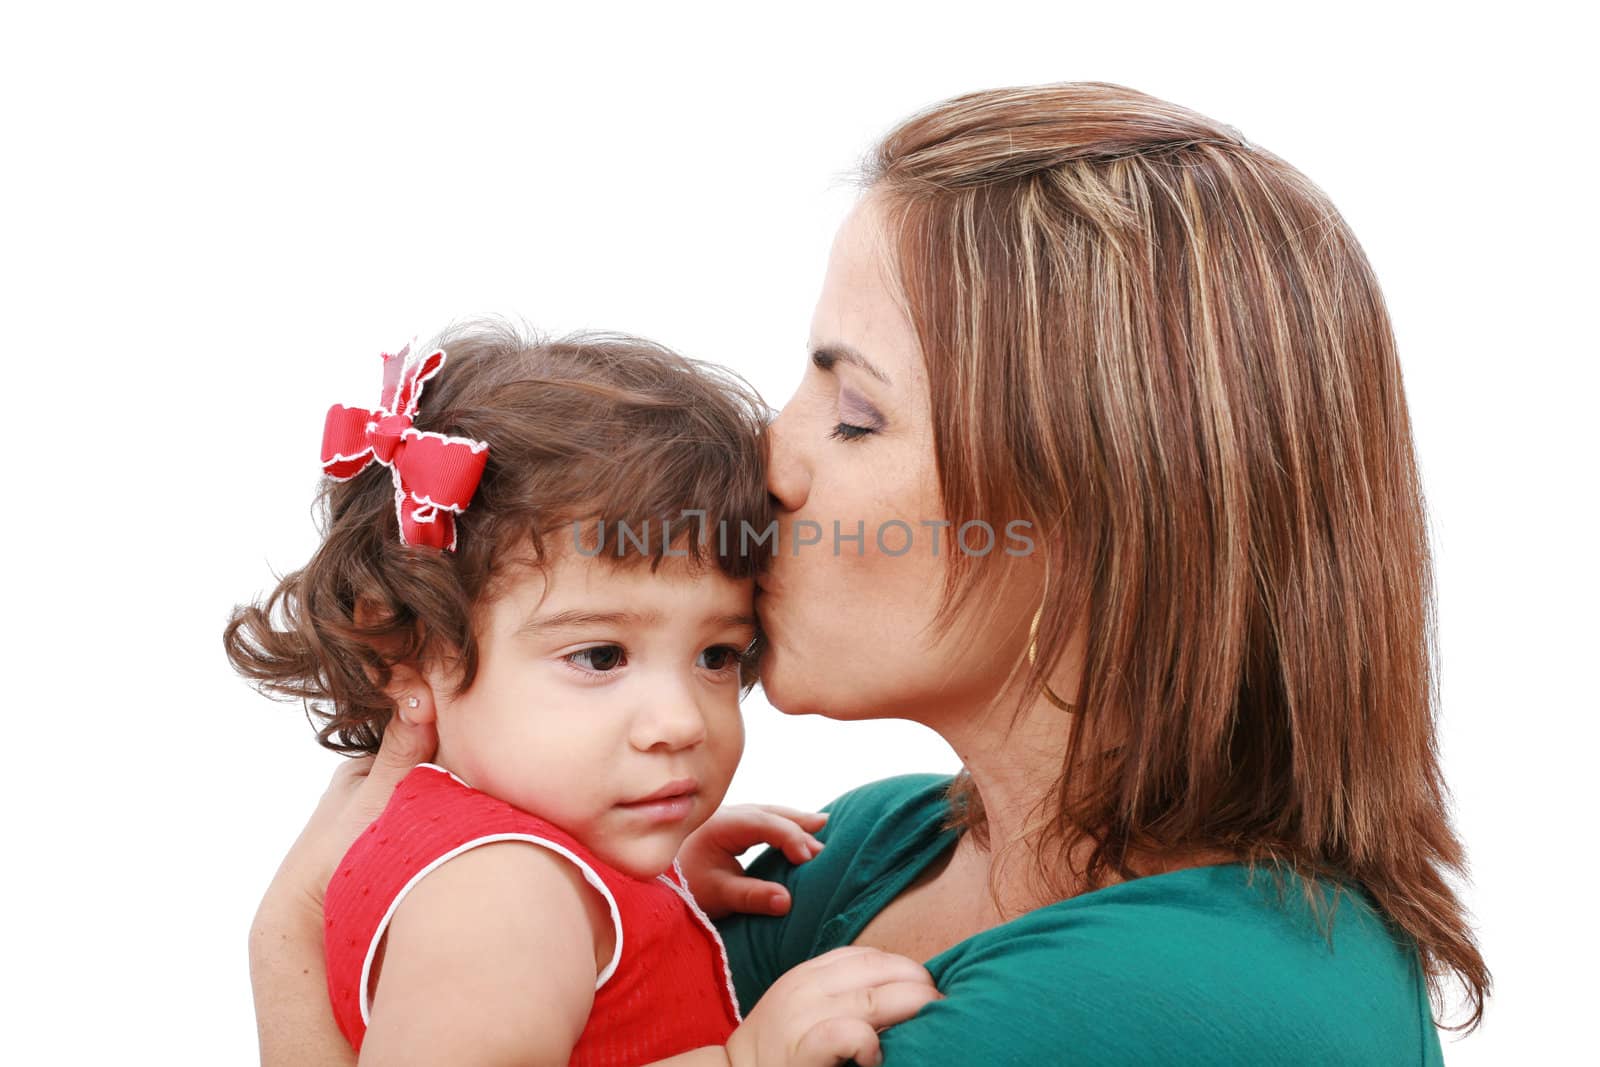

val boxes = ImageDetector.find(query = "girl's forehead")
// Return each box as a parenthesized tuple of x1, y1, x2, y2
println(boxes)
(492, 551, 755, 627)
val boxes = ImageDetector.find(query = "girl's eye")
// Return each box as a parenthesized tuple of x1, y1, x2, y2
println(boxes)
(829, 422, 874, 442)
(697, 645, 744, 673)
(566, 645, 626, 673)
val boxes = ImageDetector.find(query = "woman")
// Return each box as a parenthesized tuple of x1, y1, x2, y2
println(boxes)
(251, 82, 1486, 1063)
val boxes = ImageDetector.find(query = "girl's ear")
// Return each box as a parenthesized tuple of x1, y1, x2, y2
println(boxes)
(383, 661, 438, 726)
(354, 597, 439, 726)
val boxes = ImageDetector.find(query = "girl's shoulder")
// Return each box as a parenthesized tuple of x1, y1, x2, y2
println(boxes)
(324, 763, 623, 1051)
(345, 819, 609, 1060)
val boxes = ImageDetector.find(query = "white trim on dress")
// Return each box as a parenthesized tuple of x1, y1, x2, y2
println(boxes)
(656, 858, 744, 1023)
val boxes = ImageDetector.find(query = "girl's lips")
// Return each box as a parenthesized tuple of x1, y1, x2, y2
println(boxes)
(617, 792, 697, 823)
(624, 777, 699, 804)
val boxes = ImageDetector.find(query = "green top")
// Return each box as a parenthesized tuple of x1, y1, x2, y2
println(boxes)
(714, 773, 1444, 1066)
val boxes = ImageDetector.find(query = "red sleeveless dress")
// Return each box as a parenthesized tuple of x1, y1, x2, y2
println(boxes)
(324, 763, 742, 1064)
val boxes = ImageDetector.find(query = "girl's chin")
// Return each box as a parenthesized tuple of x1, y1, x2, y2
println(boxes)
(600, 841, 683, 882)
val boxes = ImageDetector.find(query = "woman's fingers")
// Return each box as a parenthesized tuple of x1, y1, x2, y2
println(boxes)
(368, 712, 438, 792)
(320, 715, 439, 859)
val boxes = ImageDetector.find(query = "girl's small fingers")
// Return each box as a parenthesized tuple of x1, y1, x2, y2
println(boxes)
(721, 875, 792, 916)
(805, 947, 934, 992)
(754, 804, 831, 830)
(705, 809, 789, 853)
(802, 945, 906, 980)
(712, 810, 824, 863)
(795, 1016, 882, 1067)
(778, 824, 826, 864)
(844, 979, 945, 1028)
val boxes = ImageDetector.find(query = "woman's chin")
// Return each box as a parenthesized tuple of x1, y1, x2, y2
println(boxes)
(755, 647, 808, 716)
(756, 644, 842, 718)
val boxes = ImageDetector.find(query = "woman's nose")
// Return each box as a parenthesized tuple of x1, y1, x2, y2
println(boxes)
(765, 401, 809, 514)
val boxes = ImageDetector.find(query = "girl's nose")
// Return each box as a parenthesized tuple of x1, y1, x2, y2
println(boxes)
(630, 682, 709, 753)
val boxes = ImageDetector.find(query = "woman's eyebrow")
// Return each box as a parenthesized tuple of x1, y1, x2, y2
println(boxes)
(810, 343, 892, 387)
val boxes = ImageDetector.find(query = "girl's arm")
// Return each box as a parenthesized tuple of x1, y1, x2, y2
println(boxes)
(251, 717, 437, 1066)
(656, 947, 941, 1067)
(359, 842, 598, 1064)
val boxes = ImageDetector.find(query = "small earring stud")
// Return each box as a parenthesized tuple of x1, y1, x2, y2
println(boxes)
(407, 696, 420, 709)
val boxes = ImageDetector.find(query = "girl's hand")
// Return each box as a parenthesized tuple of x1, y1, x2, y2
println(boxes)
(679, 804, 830, 920)
(723, 946, 942, 1067)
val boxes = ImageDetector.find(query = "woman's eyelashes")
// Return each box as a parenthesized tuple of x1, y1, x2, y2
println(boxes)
(829, 422, 875, 442)
(830, 392, 884, 442)
(561, 644, 747, 678)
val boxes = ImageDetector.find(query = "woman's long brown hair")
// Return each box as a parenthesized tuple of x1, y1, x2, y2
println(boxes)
(862, 82, 1487, 1029)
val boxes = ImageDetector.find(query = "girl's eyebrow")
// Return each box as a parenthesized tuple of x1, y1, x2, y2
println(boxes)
(811, 343, 893, 387)
(519, 609, 758, 635)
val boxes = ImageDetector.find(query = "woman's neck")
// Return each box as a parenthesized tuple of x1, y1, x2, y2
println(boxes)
(932, 688, 1079, 881)
(929, 688, 1245, 905)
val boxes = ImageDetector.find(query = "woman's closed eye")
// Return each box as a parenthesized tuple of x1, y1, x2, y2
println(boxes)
(830, 390, 884, 442)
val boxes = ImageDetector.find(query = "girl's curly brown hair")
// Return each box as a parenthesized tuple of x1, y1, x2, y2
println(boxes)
(224, 319, 773, 754)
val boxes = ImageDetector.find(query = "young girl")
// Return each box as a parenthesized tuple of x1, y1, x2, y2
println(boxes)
(225, 322, 935, 1066)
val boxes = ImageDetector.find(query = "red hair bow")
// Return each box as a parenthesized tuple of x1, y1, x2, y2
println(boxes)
(321, 343, 490, 551)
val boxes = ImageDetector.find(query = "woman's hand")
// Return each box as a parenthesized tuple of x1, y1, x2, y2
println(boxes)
(724, 946, 942, 1067)
(263, 713, 440, 918)
(679, 804, 829, 920)
(249, 713, 437, 1066)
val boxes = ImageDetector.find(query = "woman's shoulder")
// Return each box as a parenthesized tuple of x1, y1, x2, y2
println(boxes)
(906, 864, 1442, 1065)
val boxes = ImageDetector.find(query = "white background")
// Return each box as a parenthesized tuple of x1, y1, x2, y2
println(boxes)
(2, 3, 1592, 1063)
